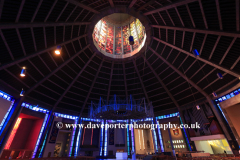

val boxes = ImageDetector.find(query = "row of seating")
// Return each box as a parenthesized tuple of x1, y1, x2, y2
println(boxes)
(4, 156, 96, 160)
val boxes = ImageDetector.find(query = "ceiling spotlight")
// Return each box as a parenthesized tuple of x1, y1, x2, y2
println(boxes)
(20, 67, 26, 77)
(217, 73, 223, 79)
(55, 46, 62, 55)
(129, 36, 134, 45)
(196, 105, 200, 110)
(212, 92, 217, 97)
(192, 49, 199, 57)
(20, 89, 25, 96)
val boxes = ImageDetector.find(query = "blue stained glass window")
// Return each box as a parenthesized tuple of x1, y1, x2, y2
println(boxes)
(234, 90, 239, 95)
(226, 94, 231, 99)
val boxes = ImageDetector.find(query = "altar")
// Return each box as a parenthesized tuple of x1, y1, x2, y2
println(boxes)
(116, 152, 128, 159)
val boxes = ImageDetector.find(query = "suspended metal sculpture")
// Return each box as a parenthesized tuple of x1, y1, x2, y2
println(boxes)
(89, 95, 154, 120)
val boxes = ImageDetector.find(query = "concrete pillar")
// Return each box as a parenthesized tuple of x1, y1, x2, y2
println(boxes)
(167, 127, 175, 157)
(0, 97, 24, 155)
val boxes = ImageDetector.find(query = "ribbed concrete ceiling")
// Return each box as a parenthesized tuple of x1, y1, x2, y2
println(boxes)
(0, 0, 239, 116)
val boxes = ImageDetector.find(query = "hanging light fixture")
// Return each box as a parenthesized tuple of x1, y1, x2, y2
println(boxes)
(212, 92, 217, 97)
(20, 67, 26, 77)
(20, 89, 25, 96)
(55, 46, 62, 55)
(192, 49, 199, 57)
(196, 105, 200, 110)
(129, 36, 134, 45)
(129, 21, 134, 45)
(217, 73, 223, 79)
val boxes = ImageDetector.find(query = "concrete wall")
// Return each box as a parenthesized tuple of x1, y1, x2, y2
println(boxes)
(10, 118, 43, 150)
(194, 141, 214, 154)
(107, 124, 127, 156)
(0, 98, 12, 125)
(160, 120, 187, 152)
(43, 117, 62, 157)
(134, 129, 154, 154)
(225, 104, 240, 138)
(56, 131, 70, 157)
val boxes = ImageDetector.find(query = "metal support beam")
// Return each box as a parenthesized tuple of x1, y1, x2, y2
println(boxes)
(152, 14, 159, 24)
(123, 62, 128, 99)
(190, 32, 196, 52)
(129, 0, 137, 8)
(143, 55, 180, 108)
(0, 30, 14, 60)
(196, 68, 217, 84)
(44, 0, 58, 22)
(16, 0, 25, 22)
(56, 2, 69, 22)
(149, 46, 231, 140)
(133, 60, 149, 103)
(144, 0, 198, 15)
(65, 0, 100, 14)
(0, 34, 87, 70)
(109, 0, 114, 7)
(215, 0, 222, 30)
(66, 6, 78, 22)
(219, 37, 236, 65)
(25, 45, 91, 96)
(175, 7, 184, 27)
(158, 12, 166, 25)
(199, 34, 207, 55)
(0, 22, 90, 29)
(181, 31, 185, 48)
(152, 25, 240, 38)
(186, 4, 195, 28)
(80, 60, 104, 116)
(107, 62, 114, 104)
(53, 53, 96, 109)
(231, 56, 240, 70)
(237, 0, 239, 31)
(198, 0, 208, 29)
(153, 37, 240, 78)
(138, 0, 155, 11)
(208, 36, 220, 60)
(16, 29, 26, 56)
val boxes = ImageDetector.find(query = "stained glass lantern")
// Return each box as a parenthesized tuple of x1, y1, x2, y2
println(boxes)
(92, 13, 146, 59)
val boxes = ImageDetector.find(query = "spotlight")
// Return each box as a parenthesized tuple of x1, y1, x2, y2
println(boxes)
(55, 46, 62, 55)
(20, 89, 25, 96)
(196, 105, 200, 110)
(20, 67, 26, 77)
(212, 92, 217, 97)
(192, 49, 200, 57)
(129, 36, 134, 45)
(217, 73, 223, 79)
